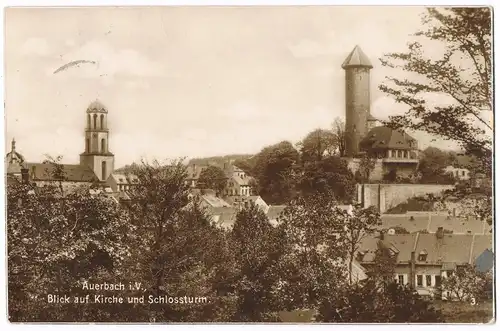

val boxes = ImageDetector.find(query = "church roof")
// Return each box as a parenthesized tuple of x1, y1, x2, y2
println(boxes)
(26, 163, 99, 182)
(86, 100, 108, 113)
(342, 45, 373, 69)
(5, 139, 26, 169)
(360, 126, 417, 151)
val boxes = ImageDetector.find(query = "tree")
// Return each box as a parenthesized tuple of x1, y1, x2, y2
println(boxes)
(272, 193, 350, 311)
(8, 180, 134, 322)
(332, 117, 347, 157)
(368, 242, 398, 287)
(297, 129, 337, 163)
(297, 156, 356, 203)
(253, 141, 300, 204)
(392, 226, 410, 234)
(318, 280, 443, 323)
(197, 165, 228, 196)
(126, 160, 230, 322)
(231, 203, 285, 321)
(380, 8, 492, 170)
(383, 169, 398, 183)
(418, 147, 456, 184)
(441, 265, 489, 303)
(344, 206, 381, 284)
(357, 153, 377, 183)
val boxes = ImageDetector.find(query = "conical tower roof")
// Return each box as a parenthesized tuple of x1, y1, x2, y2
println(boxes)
(342, 45, 373, 69)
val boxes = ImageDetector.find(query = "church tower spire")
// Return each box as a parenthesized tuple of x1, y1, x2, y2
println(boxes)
(79, 100, 115, 181)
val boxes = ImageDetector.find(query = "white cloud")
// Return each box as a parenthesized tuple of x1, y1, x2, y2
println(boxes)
(21, 37, 51, 57)
(49, 40, 165, 80)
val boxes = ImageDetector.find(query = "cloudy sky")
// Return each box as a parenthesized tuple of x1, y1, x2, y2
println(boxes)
(5, 6, 463, 167)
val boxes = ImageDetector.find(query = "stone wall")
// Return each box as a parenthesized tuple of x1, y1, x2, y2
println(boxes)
(358, 183, 454, 213)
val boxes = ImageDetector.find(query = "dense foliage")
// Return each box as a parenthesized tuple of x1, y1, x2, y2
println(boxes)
(380, 8, 492, 171)
(7, 156, 449, 322)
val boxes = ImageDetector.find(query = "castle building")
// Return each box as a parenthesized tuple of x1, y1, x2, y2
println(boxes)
(342, 46, 419, 180)
(6, 100, 116, 187)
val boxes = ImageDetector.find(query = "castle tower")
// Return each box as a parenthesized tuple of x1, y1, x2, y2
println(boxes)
(342, 45, 373, 157)
(79, 100, 114, 181)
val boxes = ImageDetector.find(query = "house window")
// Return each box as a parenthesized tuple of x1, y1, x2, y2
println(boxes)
(462, 170, 466, 177)
(102, 161, 106, 181)
(417, 275, 423, 287)
(398, 275, 404, 284)
(418, 253, 427, 261)
(446, 270, 454, 278)
(435, 275, 442, 287)
(426, 275, 432, 287)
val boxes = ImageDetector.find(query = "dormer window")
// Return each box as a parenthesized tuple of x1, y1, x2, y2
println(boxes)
(418, 250, 428, 262)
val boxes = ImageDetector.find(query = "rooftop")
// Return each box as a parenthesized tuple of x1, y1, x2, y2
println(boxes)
(360, 126, 418, 151)
(341, 45, 373, 69)
(86, 99, 108, 113)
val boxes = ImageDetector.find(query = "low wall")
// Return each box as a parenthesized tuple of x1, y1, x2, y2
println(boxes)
(358, 184, 454, 213)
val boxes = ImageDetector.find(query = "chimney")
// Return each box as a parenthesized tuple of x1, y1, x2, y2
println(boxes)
(436, 227, 444, 239)
(409, 251, 416, 289)
(20, 168, 29, 184)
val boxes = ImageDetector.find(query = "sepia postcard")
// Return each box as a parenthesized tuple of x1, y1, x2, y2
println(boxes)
(4, 5, 494, 324)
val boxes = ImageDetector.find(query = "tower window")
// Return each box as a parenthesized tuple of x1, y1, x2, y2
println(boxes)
(101, 138, 106, 153)
(102, 161, 107, 181)
(93, 114, 97, 129)
(87, 114, 91, 129)
(85, 138, 90, 153)
(100, 114, 105, 129)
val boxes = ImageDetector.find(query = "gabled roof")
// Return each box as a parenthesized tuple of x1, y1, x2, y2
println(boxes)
(231, 173, 252, 186)
(341, 45, 373, 69)
(358, 232, 492, 268)
(379, 233, 418, 263)
(360, 126, 418, 150)
(186, 165, 208, 180)
(415, 233, 474, 264)
(379, 214, 490, 235)
(26, 162, 99, 182)
(266, 205, 286, 221)
(201, 194, 231, 208)
(225, 195, 264, 205)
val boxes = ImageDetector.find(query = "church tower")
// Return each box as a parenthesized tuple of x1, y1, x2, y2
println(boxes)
(79, 100, 115, 181)
(342, 45, 373, 157)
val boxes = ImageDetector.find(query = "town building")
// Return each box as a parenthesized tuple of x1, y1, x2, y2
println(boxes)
(6, 100, 119, 193)
(444, 165, 471, 181)
(341, 46, 419, 180)
(357, 229, 493, 300)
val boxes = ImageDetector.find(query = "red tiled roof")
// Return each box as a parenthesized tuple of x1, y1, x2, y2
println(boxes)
(26, 163, 98, 182)
(360, 126, 417, 150)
